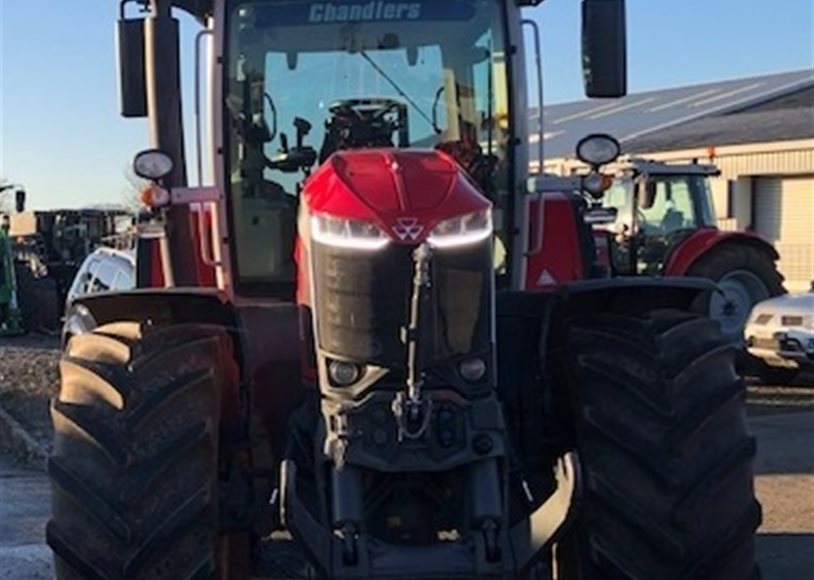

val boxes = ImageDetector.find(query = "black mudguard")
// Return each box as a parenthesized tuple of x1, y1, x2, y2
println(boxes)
(555, 275, 716, 317)
(74, 287, 237, 330)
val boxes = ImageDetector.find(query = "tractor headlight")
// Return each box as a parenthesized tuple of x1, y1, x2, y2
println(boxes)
(328, 360, 363, 387)
(311, 214, 389, 251)
(459, 358, 487, 382)
(428, 210, 493, 249)
(576, 134, 621, 167)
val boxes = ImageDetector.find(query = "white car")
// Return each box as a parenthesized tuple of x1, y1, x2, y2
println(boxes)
(62, 247, 136, 346)
(744, 288, 814, 384)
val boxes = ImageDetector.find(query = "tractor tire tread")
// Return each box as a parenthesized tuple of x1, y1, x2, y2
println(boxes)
(48, 322, 225, 580)
(559, 310, 760, 580)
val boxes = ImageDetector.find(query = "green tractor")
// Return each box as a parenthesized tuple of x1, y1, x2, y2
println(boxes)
(0, 186, 26, 336)
(0, 228, 24, 336)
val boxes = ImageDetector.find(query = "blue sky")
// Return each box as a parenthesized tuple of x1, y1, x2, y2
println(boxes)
(1, 0, 812, 210)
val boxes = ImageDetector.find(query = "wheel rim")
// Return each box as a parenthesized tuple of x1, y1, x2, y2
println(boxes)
(709, 269, 771, 339)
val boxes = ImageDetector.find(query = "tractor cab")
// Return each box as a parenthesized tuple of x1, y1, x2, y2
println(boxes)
(593, 159, 719, 275)
(223, 0, 515, 295)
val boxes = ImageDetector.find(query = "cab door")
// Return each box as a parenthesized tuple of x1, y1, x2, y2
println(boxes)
(634, 176, 701, 275)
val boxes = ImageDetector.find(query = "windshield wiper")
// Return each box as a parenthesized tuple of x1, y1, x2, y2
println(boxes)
(359, 50, 438, 134)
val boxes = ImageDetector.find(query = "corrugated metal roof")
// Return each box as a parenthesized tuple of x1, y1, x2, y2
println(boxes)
(536, 69, 814, 161)
(626, 92, 814, 153)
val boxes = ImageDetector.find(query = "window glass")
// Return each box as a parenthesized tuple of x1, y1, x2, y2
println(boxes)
(225, 0, 511, 292)
(69, 259, 100, 299)
(693, 176, 717, 226)
(112, 266, 135, 291)
(89, 261, 117, 294)
(601, 180, 634, 231)
(639, 178, 696, 235)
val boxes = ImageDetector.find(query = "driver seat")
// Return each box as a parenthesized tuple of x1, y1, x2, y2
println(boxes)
(662, 208, 685, 233)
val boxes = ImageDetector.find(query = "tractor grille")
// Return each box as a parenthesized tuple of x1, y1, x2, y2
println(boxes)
(312, 240, 492, 367)
(314, 242, 412, 366)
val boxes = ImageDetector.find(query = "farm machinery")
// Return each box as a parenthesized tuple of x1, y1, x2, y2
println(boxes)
(0, 223, 24, 336)
(7, 208, 134, 331)
(537, 157, 784, 342)
(1, 185, 27, 335)
(47, 1, 761, 579)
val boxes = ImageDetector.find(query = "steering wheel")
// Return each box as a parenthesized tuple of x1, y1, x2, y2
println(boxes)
(329, 98, 403, 121)
(636, 208, 660, 236)
(320, 98, 408, 162)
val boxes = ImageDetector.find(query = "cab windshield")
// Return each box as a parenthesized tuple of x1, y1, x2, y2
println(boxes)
(225, 0, 511, 293)
(600, 174, 718, 274)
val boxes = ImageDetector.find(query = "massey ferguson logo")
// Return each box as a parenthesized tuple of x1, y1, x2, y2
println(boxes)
(392, 218, 424, 241)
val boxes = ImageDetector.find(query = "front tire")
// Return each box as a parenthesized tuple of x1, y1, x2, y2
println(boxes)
(557, 310, 761, 580)
(47, 323, 230, 580)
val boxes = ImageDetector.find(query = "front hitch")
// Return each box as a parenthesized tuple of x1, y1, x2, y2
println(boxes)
(394, 242, 434, 442)
(280, 452, 581, 578)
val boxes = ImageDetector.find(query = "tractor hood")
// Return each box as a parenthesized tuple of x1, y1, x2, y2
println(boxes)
(303, 149, 490, 244)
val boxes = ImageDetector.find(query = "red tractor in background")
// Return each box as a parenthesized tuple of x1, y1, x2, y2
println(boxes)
(47, 1, 760, 579)
(535, 155, 785, 342)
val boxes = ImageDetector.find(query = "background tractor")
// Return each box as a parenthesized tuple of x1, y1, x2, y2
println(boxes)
(0, 224, 24, 336)
(538, 156, 785, 342)
(47, 1, 761, 579)
(1, 185, 28, 335)
(7, 208, 134, 331)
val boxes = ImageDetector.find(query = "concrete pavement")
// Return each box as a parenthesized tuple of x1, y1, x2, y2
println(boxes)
(0, 454, 52, 579)
(752, 411, 814, 580)
(0, 412, 810, 580)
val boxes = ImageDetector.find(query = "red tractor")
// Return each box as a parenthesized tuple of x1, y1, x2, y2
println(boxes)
(536, 155, 785, 342)
(47, 1, 760, 579)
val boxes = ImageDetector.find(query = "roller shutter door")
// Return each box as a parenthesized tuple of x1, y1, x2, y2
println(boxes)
(754, 176, 814, 292)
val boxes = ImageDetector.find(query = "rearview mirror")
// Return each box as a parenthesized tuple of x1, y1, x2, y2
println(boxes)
(117, 17, 148, 118)
(638, 180, 658, 210)
(407, 46, 418, 67)
(15, 189, 26, 213)
(582, 0, 627, 98)
(287, 52, 299, 71)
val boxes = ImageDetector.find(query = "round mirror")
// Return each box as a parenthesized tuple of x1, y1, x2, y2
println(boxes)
(133, 150, 174, 181)
(576, 134, 621, 167)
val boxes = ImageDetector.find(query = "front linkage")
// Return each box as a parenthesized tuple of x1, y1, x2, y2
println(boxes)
(282, 242, 579, 579)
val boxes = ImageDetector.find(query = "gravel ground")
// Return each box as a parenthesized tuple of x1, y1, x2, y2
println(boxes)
(0, 334, 812, 452)
(0, 336, 60, 453)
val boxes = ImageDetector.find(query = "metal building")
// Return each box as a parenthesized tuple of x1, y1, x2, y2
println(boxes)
(537, 70, 814, 292)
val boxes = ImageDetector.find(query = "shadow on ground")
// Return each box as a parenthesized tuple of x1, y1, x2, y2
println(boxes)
(757, 533, 814, 580)
(747, 372, 814, 417)
(750, 409, 814, 579)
